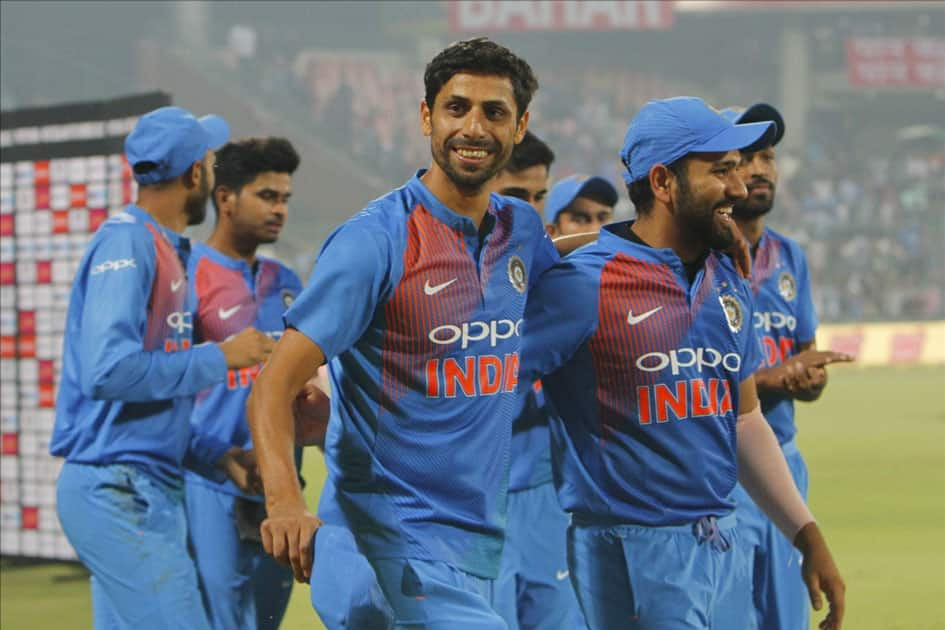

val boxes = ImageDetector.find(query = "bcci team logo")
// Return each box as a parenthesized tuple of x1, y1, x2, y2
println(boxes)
(778, 271, 797, 301)
(281, 290, 295, 309)
(508, 255, 527, 294)
(719, 295, 743, 333)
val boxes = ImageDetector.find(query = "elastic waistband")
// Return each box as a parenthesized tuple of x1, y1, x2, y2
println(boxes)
(781, 437, 799, 457)
(571, 511, 737, 532)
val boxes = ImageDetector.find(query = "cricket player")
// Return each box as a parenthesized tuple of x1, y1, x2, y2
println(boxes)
(722, 103, 853, 630)
(248, 38, 559, 627)
(543, 174, 617, 239)
(490, 130, 555, 210)
(184, 137, 304, 630)
(520, 97, 846, 630)
(50, 106, 274, 629)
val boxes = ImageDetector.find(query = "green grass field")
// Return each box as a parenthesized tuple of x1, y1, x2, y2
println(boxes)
(2, 365, 943, 629)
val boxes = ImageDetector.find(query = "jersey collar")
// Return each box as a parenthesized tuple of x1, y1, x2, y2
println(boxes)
(408, 169, 496, 237)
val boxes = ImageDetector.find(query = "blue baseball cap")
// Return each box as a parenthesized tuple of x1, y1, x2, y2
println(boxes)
(720, 103, 785, 147)
(124, 106, 230, 184)
(620, 97, 775, 184)
(545, 175, 618, 224)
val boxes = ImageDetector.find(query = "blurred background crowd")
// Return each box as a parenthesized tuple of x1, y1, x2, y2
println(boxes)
(3, 1, 943, 323)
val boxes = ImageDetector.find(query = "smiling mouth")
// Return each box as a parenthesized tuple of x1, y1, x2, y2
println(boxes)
(717, 206, 734, 223)
(453, 146, 490, 162)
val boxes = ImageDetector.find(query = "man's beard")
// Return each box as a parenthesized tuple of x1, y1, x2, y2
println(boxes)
(733, 178, 776, 220)
(430, 133, 510, 192)
(675, 174, 737, 250)
(184, 177, 210, 226)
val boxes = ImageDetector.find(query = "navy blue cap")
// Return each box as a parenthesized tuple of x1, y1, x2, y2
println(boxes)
(124, 106, 230, 184)
(545, 175, 618, 224)
(620, 97, 775, 184)
(720, 103, 785, 147)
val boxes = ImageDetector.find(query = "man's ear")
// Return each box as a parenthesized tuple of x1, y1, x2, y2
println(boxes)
(214, 185, 235, 217)
(649, 164, 675, 206)
(182, 160, 202, 190)
(513, 110, 530, 144)
(420, 100, 433, 138)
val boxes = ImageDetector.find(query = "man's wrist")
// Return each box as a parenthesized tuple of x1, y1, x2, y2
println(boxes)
(792, 520, 823, 554)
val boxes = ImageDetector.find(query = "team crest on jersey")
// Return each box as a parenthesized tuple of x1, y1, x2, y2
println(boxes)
(281, 290, 295, 309)
(778, 271, 797, 301)
(719, 295, 743, 333)
(508, 255, 527, 293)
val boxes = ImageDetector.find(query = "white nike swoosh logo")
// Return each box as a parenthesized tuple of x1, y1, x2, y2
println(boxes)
(170, 278, 184, 292)
(218, 305, 242, 320)
(423, 278, 457, 296)
(627, 306, 662, 325)
(555, 570, 569, 581)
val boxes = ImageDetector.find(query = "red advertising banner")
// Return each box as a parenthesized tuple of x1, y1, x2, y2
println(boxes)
(449, 0, 674, 32)
(847, 38, 945, 88)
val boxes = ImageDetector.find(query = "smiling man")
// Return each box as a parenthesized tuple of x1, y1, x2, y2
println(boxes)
(521, 97, 846, 630)
(247, 38, 560, 627)
(184, 136, 304, 630)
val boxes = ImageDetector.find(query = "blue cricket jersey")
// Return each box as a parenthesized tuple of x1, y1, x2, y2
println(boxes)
(50, 206, 229, 486)
(184, 242, 303, 497)
(521, 221, 764, 526)
(749, 228, 818, 445)
(285, 171, 558, 579)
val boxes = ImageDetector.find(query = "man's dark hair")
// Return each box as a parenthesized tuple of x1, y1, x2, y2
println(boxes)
(424, 37, 539, 118)
(627, 158, 687, 215)
(213, 137, 300, 201)
(505, 131, 555, 173)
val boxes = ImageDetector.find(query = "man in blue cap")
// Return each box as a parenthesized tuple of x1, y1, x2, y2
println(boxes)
(544, 174, 618, 239)
(520, 97, 845, 629)
(51, 106, 275, 629)
(722, 104, 853, 630)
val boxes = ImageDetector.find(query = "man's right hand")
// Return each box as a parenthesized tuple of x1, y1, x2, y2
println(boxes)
(219, 328, 276, 369)
(260, 500, 321, 583)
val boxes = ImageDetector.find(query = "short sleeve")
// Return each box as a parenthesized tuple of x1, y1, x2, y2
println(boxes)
(284, 219, 394, 360)
(529, 230, 560, 289)
(521, 259, 599, 382)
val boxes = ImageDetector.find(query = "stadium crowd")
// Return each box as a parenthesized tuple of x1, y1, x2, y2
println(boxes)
(278, 50, 944, 324)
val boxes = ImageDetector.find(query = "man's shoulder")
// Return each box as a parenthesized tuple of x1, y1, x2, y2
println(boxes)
(258, 255, 302, 290)
(87, 209, 155, 255)
(765, 227, 807, 262)
(491, 193, 547, 236)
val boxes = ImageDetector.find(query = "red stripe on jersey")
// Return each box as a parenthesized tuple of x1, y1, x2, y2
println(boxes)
(690, 254, 719, 318)
(587, 254, 690, 435)
(479, 206, 514, 290)
(193, 256, 257, 342)
(143, 223, 188, 351)
(381, 206, 479, 411)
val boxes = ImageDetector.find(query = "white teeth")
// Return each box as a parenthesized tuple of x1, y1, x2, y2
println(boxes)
(457, 148, 487, 159)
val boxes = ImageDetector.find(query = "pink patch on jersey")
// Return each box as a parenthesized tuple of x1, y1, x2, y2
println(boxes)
(143, 223, 188, 351)
(193, 256, 258, 342)
(478, 205, 514, 290)
(750, 235, 781, 295)
(381, 206, 480, 409)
